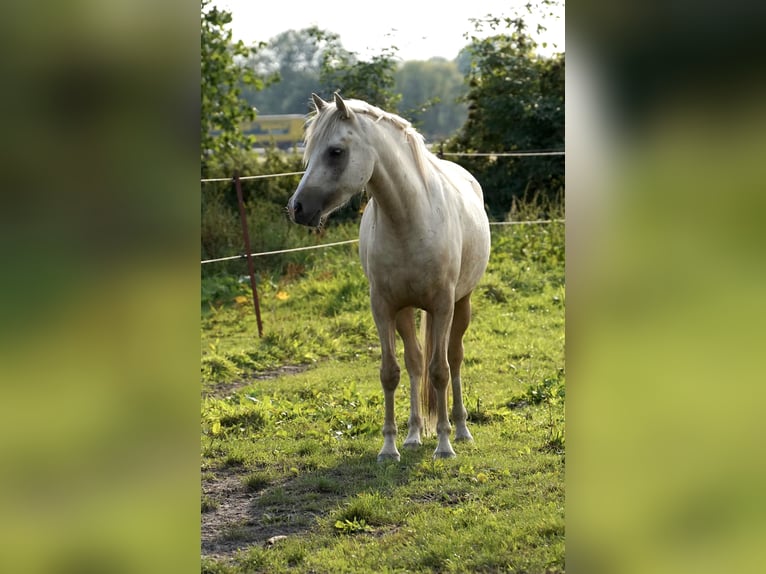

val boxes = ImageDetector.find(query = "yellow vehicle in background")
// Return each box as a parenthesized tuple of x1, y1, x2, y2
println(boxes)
(244, 114, 305, 150)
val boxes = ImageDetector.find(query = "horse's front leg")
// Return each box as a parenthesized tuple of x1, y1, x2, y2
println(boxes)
(449, 294, 474, 442)
(372, 301, 401, 462)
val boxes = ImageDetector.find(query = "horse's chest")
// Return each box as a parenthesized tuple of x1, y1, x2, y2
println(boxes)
(364, 244, 456, 304)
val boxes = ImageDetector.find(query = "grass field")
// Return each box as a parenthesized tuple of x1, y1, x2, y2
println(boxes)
(200, 219, 565, 573)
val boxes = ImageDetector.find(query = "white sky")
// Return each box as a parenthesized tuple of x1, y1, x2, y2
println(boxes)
(214, 0, 564, 62)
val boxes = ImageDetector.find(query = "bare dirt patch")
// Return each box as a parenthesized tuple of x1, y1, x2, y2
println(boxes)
(201, 469, 257, 558)
(201, 469, 312, 559)
(203, 364, 310, 399)
(201, 363, 317, 560)
(201, 466, 347, 560)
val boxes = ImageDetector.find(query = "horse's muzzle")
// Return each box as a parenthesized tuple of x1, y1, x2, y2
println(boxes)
(287, 195, 322, 227)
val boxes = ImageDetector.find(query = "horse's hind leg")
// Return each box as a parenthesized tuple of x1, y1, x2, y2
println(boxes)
(396, 307, 423, 448)
(449, 294, 474, 442)
(429, 302, 457, 459)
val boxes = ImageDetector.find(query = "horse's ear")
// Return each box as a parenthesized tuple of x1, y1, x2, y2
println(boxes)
(333, 91, 351, 120)
(311, 93, 328, 113)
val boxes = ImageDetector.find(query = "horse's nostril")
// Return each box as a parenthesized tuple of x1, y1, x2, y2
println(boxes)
(294, 201, 303, 214)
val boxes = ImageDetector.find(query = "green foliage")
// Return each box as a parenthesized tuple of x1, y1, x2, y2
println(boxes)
(244, 26, 401, 114)
(201, 275, 248, 308)
(395, 58, 468, 140)
(201, 0, 263, 175)
(311, 29, 400, 111)
(201, 353, 239, 383)
(333, 517, 373, 534)
(242, 27, 332, 115)
(201, 143, 370, 280)
(413, 458, 447, 479)
(201, 557, 232, 574)
(201, 495, 219, 513)
(446, 11, 565, 218)
(247, 31, 462, 137)
(201, 147, 340, 279)
(243, 472, 272, 492)
(524, 377, 565, 405)
(242, 146, 306, 205)
(202, 394, 271, 438)
(330, 492, 391, 537)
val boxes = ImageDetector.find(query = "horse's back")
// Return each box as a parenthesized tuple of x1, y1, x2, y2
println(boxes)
(435, 158, 490, 255)
(435, 158, 485, 203)
(441, 160, 491, 299)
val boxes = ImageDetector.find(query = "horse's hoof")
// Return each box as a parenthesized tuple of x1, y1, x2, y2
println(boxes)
(454, 432, 474, 443)
(402, 439, 422, 449)
(377, 452, 400, 463)
(433, 449, 456, 460)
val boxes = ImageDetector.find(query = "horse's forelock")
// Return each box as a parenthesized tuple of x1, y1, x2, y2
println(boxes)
(302, 107, 342, 165)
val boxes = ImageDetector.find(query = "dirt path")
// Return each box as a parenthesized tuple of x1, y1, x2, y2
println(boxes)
(201, 364, 312, 560)
(202, 364, 309, 398)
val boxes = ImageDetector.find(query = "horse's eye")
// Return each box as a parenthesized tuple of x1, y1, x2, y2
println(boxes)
(329, 147, 344, 157)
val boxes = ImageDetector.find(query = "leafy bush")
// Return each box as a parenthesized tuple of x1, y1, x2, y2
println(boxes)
(201, 275, 248, 308)
(444, 18, 564, 218)
(201, 147, 365, 280)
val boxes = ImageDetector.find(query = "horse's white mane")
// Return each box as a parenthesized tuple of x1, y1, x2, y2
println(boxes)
(303, 98, 435, 184)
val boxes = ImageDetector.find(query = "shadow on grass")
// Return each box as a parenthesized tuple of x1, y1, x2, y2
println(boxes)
(201, 441, 433, 558)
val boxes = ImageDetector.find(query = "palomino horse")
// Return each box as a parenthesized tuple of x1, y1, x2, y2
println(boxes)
(288, 92, 490, 461)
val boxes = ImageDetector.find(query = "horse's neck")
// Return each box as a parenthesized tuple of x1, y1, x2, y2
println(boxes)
(366, 125, 431, 228)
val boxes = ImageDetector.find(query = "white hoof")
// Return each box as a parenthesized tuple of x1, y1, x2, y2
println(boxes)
(402, 431, 422, 448)
(377, 450, 400, 463)
(454, 426, 474, 442)
(433, 449, 456, 459)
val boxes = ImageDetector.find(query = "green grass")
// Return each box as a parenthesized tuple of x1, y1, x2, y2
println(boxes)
(201, 221, 564, 573)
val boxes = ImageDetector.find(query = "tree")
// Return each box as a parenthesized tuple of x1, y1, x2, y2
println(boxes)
(242, 27, 400, 115)
(242, 27, 332, 114)
(395, 58, 467, 140)
(313, 29, 400, 111)
(446, 14, 564, 218)
(200, 0, 262, 175)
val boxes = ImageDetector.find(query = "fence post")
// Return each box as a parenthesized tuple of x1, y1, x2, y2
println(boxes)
(234, 172, 264, 337)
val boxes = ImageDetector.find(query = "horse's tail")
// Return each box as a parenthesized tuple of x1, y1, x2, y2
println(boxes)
(420, 310, 437, 436)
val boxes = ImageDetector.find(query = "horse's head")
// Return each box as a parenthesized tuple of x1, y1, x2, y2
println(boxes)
(287, 92, 375, 227)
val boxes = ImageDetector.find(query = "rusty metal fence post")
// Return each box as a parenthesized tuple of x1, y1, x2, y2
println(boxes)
(234, 172, 263, 337)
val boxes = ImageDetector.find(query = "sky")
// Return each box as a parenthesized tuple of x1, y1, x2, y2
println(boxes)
(213, 0, 565, 62)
